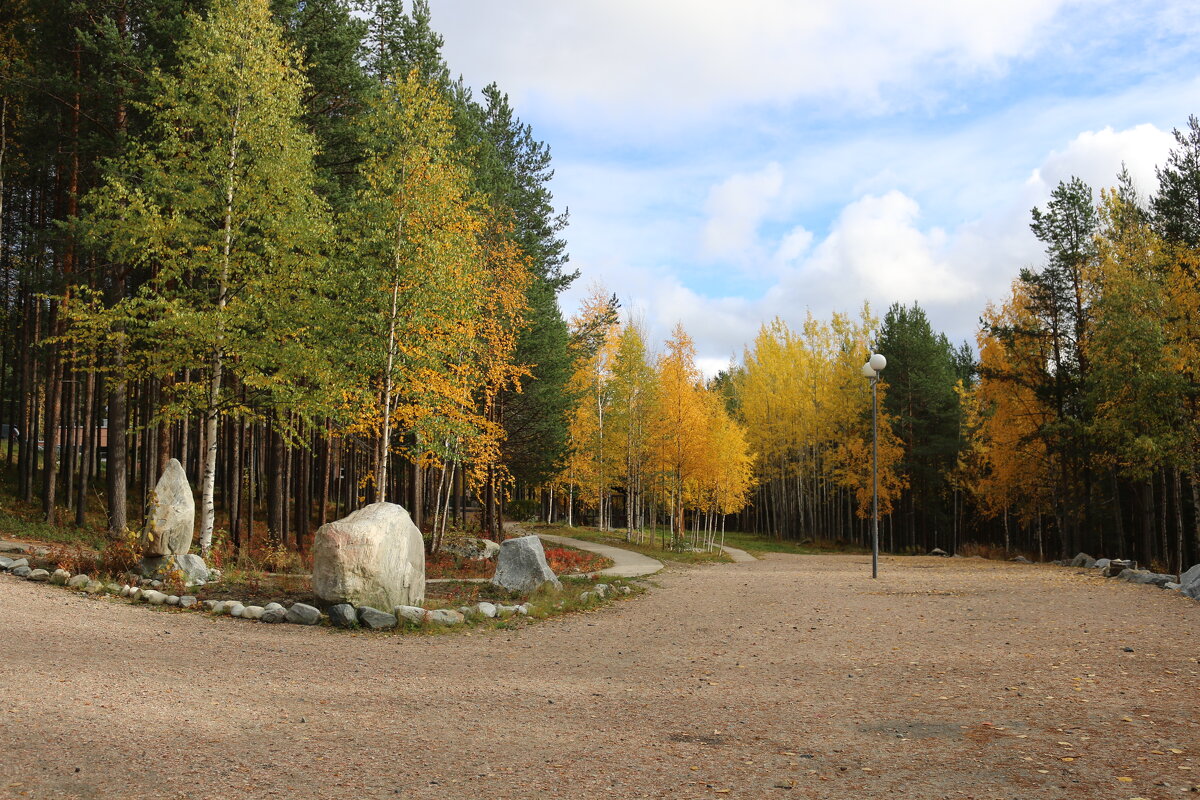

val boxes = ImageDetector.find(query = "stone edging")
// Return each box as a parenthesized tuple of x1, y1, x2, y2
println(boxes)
(0, 555, 635, 631)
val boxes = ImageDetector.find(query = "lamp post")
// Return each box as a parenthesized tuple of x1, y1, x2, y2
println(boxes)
(861, 353, 886, 579)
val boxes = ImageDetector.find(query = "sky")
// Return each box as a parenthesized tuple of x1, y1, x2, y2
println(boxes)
(428, 0, 1200, 375)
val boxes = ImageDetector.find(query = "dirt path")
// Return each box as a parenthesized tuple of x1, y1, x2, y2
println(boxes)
(2, 554, 1199, 800)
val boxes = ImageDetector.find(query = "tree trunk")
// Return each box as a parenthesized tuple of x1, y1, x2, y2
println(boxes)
(75, 359, 96, 527)
(42, 303, 62, 523)
(268, 423, 285, 542)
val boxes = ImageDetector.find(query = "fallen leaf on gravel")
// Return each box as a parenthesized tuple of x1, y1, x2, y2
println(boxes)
(1170, 749, 1185, 754)
(1117, 777, 1133, 782)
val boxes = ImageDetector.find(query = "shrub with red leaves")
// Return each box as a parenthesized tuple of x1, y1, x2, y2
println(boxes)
(543, 547, 610, 574)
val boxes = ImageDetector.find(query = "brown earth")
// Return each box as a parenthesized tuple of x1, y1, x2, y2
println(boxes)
(1, 554, 1198, 800)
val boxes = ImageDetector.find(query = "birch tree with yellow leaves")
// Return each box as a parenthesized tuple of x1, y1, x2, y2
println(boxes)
(735, 310, 903, 544)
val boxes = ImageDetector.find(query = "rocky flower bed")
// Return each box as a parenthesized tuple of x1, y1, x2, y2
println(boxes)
(0, 546, 635, 633)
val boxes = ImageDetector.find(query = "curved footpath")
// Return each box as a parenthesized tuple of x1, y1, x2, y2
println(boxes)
(534, 531, 665, 578)
(529, 527, 756, 576)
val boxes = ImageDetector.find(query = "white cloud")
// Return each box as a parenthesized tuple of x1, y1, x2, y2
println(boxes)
(799, 191, 970, 305)
(700, 163, 783, 261)
(433, 0, 1072, 123)
(1025, 123, 1175, 201)
(774, 226, 814, 264)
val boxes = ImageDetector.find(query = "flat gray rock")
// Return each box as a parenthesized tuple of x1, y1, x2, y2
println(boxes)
(328, 604, 358, 628)
(1116, 569, 1174, 587)
(140, 458, 195, 557)
(357, 606, 397, 630)
(143, 590, 168, 605)
(0, 541, 27, 554)
(0, 556, 12, 569)
(84, 580, 104, 593)
(1069, 552, 1096, 568)
(26, 568, 49, 581)
(1102, 559, 1135, 577)
(226, 602, 246, 617)
(264, 602, 284, 612)
(11, 565, 31, 577)
(394, 605, 426, 625)
(476, 601, 497, 618)
(179, 596, 198, 608)
(427, 609, 464, 626)
(7, 558, 29, 571)
(443, 537, 501, 561)
(286, 603, 321, 625)
(491, 535, 562, 594)
(240, 606, 265, 620)
(166, 595, 180, 606)
(261, 607, 287, 623)
(67, 574, 90, 588)
(140, 553, 208, 584)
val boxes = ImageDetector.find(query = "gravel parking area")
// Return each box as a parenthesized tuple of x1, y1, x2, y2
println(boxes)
(2, 553, 1198, 799)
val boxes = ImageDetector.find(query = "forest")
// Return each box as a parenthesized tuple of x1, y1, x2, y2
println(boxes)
(1, 0, 1197, 572)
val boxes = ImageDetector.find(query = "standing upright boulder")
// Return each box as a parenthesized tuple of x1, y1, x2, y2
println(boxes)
(312, 502, 425, 610)
(141, 459, 195, 557)
(491, 535, 562, 594)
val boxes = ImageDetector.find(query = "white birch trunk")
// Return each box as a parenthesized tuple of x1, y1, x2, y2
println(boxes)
(199, 103, 241, 555)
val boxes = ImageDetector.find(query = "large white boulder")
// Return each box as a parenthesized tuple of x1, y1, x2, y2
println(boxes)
(312, 502, 425, 609)
(491, 535, 562, 594)
(141, 459, 195, 557)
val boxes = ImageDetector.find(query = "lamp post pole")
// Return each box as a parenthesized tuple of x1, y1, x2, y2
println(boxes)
(871, 370, 879, 579)
(863, 353, 886, 579)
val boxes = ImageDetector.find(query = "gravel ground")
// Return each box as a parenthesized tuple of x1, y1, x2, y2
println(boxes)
(2, 553, 1199, 800)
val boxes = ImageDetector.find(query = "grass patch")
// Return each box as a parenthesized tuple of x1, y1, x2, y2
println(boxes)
(717, 529, 869, 556)
(0, 502, 108, 550)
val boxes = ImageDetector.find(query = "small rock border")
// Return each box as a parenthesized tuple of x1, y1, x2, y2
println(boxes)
(0, 555, 635, 631)
(1048, 552, 1200, 601)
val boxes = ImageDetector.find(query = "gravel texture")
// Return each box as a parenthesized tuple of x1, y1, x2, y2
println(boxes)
(2, 554, 1199, 799)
